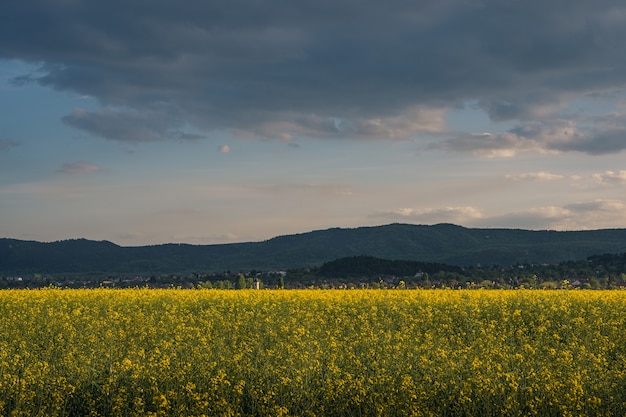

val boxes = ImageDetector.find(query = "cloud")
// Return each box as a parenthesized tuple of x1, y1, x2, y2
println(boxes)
(474, 200, 626, 230)
(218, 145, 231, 153)
(592, 170, 626, 184)
(430, 131, 541, 158)
(553, 130, 626, 155)
(554, 112, 626, 155)
(373, 199, 626, 231)
(0, 139, 19, 151)
(565, 199, 626, 214)
(170, 232, 241, 245)
(505, 172, 564, 181)
(336, 107, 447, 140)
(62, 107, 181, 143)
(371, 206, 484, 224)
(233, 106, 447, 141)
(544, 111, 626, 155)
(476, 206, 574, 230)
(174, 132, 207, 141)
(559, 199, 626, 229)
(432, 115, 626, 157)
(3, 0, 626, 144)
(58, 161, 102, 174)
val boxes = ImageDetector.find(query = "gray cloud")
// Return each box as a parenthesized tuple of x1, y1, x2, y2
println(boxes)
(0, 139, 19, 151)
(240, 107, 447, 141)
(553, 129, 626, 155)
(58, 161, 102, 174)
(374, 199, 626, 230)
(62, 108, 175, 143)
(432, 116, 626, 156)
(3, 0, 626, 142)
(564, 200, 626, 214)
(475, 200, 626, 230)
(474, 206, 577, 230)
(61, 107, 204, 143)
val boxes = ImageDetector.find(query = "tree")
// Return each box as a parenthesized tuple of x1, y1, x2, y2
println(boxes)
(215, 280, 233, 289)
(236, 273, 247, 289)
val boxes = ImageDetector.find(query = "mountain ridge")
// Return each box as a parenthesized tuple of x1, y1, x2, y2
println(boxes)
(2, 223, 626, 274)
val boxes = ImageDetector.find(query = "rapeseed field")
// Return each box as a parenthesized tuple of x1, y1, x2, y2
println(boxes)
(0, 288, 625, 416)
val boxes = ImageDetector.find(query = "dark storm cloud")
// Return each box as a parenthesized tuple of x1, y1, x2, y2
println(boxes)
(2, 0, 626, 143)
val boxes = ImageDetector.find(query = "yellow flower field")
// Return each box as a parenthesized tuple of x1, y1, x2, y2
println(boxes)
(0, 288, 625, 416)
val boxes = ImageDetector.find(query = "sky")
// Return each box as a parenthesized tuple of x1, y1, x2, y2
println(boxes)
(2, 0, 626, 246)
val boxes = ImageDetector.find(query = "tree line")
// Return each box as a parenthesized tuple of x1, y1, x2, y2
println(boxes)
(3, 253, 626, 289)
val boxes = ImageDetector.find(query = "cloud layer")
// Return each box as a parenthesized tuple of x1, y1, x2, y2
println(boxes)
(2, 0, 626, 151)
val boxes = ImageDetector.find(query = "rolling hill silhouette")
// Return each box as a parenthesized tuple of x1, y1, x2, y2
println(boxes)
(2, 223, 626, 274)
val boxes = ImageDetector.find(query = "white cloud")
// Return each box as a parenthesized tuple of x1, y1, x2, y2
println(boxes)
(372, 206, 484, 224)
(592, 170, 626, 184)
(505, 171, 564, 181)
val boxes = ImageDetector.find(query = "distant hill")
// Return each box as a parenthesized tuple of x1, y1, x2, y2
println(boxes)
(317, 255, 463, 278)
(3, 223, 626, 274)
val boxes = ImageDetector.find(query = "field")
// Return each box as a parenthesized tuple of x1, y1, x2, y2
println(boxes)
(0, 289, 625, 416)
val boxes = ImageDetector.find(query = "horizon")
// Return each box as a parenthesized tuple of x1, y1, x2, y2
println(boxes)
(2, 222, 623, 247)
(2, 0, 626, 246)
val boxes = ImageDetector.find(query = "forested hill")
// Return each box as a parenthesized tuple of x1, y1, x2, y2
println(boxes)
(317, 256, 464, 278)
(3, 223, 626, 274)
